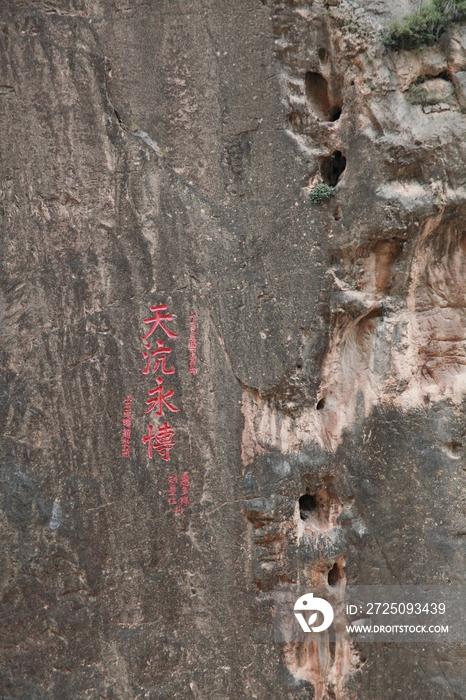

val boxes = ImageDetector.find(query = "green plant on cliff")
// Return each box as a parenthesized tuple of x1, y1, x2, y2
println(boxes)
(384, 0, 466, 51)
(309, 183, 335, 204)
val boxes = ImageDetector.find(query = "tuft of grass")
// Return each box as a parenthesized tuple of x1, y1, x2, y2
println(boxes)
(384, 0, 466, 51)
(310, 183, 335, 204)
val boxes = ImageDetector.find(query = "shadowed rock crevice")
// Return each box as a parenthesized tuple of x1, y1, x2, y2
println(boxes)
(319, 151, 346, 186)
(299, 493, 317, 520)
(305, 71, 342, 122)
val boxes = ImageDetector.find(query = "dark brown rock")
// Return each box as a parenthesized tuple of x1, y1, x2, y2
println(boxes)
(2, 1, 466, 698)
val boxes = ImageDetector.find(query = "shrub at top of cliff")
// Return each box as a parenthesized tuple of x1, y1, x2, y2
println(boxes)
(384, 0, 466, 51)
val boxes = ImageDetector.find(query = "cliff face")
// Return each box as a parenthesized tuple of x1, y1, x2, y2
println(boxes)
(2, 1, 466, 698)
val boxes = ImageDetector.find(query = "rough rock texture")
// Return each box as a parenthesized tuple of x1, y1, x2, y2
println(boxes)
(2, 0, 466, 698)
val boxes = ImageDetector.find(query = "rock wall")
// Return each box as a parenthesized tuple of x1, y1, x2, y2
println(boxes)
(1, 0, 466, 698)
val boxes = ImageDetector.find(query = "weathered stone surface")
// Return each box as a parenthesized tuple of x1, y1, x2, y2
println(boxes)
(2, 0, 466, 698)
(452, 70, 466, 107)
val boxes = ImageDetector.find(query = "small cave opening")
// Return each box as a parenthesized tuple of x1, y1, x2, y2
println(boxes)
(320, 150, 346, 186)
(437, 70, 452, 82)
(449, 441, 463, 454)
(316, 397, 325, 410)
(318, 47, 328, 62)
(305, 71, 341, 122)
(299, 494, 317, 520)
(417, 70, 452, 84)
(444, 441, 463, 459)
(328, 563, 342, 587)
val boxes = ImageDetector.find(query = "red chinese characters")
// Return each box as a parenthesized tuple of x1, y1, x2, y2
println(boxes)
(135, 304, 192, 510)
(168, 474, 178, 507)
(180, 471, 190, 510)
(168, 472, 190, 514)
(142, 340, 175, 375)
(188, 311, 197, 376)
(143, 305, 179, 341)
(143, 422, 175, 461)
(145, 377, 179, 416)
(142, 303, 178, 460)
(121, 395, 132, 457)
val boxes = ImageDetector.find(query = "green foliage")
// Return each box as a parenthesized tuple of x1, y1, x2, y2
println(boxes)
(309, 184, 335, 204)
(384, 0, 466, 51)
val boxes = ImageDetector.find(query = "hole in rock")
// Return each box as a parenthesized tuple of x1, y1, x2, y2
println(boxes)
(417, 70, 452, 84)
(328, 563, 341, 587)
(445, 441, 463, 458)
(439, 70, 452, 81)
(316, 398, 325, 410)
(329, 105, 341, 121)
(305, 71, 341, 121)
(334, 204, 342, 221)
(320, 150, 346, 186)
(318, 47, 328, 62)
(296, 363, 302, 369)
(299, 494, 317, 520)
